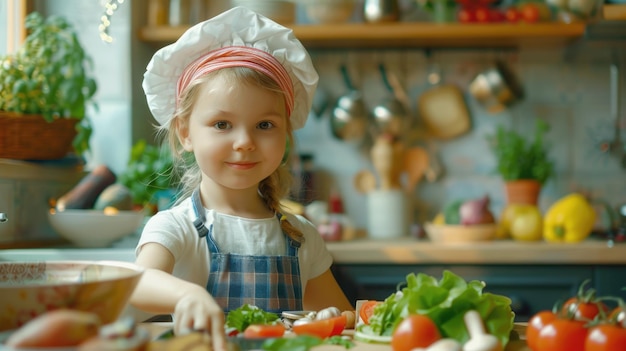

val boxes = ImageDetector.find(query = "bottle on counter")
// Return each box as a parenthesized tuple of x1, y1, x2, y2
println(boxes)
(318, 190, 347, 242)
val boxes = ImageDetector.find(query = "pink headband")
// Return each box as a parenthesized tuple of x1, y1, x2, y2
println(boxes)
(176, 46, 294, 118)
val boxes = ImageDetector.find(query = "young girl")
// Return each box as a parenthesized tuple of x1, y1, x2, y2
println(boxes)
(131, 6, 355, 350)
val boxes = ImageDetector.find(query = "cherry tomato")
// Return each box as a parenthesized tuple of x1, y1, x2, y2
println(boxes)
(391, 314, 441, 351)
(536, 319, 587, 351)
(562, 297, 609, 322)
(526, 310, 557, 351)
(457, 8, 476, 23)
(292, 318, 334, 338)
(359, 300, 380, 325)
(474, 7, 491, 22)
(505, 7, 521, 22)
(328, 315, 347, 336)
(585, 324, 626, 351)
(243, 323, 285, 339)
(519, 3, 540, 23)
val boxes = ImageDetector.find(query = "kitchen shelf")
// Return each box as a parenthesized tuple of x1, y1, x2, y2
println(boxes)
(138, 22, 588, 49)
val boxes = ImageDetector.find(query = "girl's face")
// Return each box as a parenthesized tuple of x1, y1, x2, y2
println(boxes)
(179, 74, 288, 191)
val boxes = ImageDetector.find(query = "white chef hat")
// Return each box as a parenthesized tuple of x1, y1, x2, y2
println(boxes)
(142, 6, 318, 130)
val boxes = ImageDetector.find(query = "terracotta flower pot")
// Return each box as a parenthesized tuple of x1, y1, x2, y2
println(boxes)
(505, 180, 541, 206)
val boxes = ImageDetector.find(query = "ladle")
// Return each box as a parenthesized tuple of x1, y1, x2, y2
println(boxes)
(371, 64, 409, 138)
(330, 65, 368, 142)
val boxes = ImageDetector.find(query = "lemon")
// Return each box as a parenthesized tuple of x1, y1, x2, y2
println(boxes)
(433, 212, 445, 224)
(502, 204, 543, 241)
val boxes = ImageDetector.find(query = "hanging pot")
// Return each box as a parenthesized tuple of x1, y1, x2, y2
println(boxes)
(468, 60, 524, 114)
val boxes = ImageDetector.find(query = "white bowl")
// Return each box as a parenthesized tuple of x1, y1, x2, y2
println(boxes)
(297, 0, 356, 24)
(424, 222, 497, 244)
(0, 260, 143, 332)
(48, 209, 144, 248)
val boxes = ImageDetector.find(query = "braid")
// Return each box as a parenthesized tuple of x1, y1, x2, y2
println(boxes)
(259, 166, 305, 243)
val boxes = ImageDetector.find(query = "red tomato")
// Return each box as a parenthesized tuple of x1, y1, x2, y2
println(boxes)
(474, 7, 491, 22)
(391, 314, 441, 351)
(359, 301, 380, 325)
(457, 8, 476, 23)
(328, 315, 347, 336)
(519, 3, 540, 23)
(562, 297, 609, 322)
(505, 7, 521, 22)
(292, 318, 334, 338)
(585, 324, 626, 351)
(526, 310, 557, 351)
(243, 324, 285, 339)
(536, 319, 587, 351)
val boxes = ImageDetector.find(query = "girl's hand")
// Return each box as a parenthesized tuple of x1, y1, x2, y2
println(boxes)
(173, 285, 227, 351)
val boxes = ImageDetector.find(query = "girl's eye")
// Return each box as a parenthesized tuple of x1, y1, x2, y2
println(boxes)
(214, 121, 230, 130)
(258, 121, 274, 130)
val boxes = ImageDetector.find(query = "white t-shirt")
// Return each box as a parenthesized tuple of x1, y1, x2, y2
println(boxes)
(135, 197, 333, 294)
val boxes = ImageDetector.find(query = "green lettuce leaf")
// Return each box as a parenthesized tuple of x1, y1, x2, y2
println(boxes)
(225, 304, 280, 332)
(360, 270, 515, 347)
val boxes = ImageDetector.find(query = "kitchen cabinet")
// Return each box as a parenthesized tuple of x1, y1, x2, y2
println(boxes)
(138, 22, 587, 49)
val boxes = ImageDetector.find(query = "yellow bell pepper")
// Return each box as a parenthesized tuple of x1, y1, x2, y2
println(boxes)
(543, 193, 596, 243)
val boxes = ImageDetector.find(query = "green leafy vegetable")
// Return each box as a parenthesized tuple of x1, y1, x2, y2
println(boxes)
(225, 304, 280, 332)
(359, 270, 515, 347)
(262, 335, 353, 351)
(443, 200, 463, 225)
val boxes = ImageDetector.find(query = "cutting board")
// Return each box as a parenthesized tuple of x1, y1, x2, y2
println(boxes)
(142, 323, 530, 351)
(417, 84, 471, 140)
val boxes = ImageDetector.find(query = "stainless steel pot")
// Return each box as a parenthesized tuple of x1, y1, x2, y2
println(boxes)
(468, 60, 524, 114)
(363, 0, 399, 22)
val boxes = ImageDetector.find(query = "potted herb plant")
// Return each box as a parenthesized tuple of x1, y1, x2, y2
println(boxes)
(0, 12, 97, 160)
(487, 120, 554, 205)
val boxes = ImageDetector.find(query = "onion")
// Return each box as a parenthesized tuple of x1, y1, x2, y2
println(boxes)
(459, 195, 495, 225)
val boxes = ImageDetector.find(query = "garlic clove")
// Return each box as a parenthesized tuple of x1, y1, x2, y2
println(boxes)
(315, 306, 342, 320)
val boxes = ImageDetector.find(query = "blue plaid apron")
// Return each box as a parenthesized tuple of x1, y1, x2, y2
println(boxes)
(191, 189, 303, 313)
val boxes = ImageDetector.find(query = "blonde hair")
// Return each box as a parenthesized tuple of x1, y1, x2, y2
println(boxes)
(157, 67, 304, 243)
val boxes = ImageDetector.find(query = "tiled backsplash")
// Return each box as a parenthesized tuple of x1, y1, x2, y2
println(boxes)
(295, 47, 626, 229)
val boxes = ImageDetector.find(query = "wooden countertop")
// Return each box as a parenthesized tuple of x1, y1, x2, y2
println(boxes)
(326, 238, 626, 265)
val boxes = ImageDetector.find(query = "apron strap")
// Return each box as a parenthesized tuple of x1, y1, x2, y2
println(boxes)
(192, 189, 209, 237)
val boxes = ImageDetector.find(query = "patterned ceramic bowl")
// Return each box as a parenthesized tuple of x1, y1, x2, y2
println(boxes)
(0, 261, 143, 332)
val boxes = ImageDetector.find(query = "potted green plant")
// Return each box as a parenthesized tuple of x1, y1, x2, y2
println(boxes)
(119, 140, 178, 213)
(0, 12, 97, 160)
(487, 120, 554, 205)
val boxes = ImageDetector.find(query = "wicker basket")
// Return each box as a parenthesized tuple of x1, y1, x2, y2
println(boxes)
(0, 112, 77, 160)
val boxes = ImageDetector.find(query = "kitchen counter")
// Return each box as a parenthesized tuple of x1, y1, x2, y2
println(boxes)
(326, 238, 626, 265)
(1, 237, 624, 265)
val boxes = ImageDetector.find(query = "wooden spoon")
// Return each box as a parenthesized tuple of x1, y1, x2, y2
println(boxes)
(404, 146, 429, 192)
(354, 170, 377, 194)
